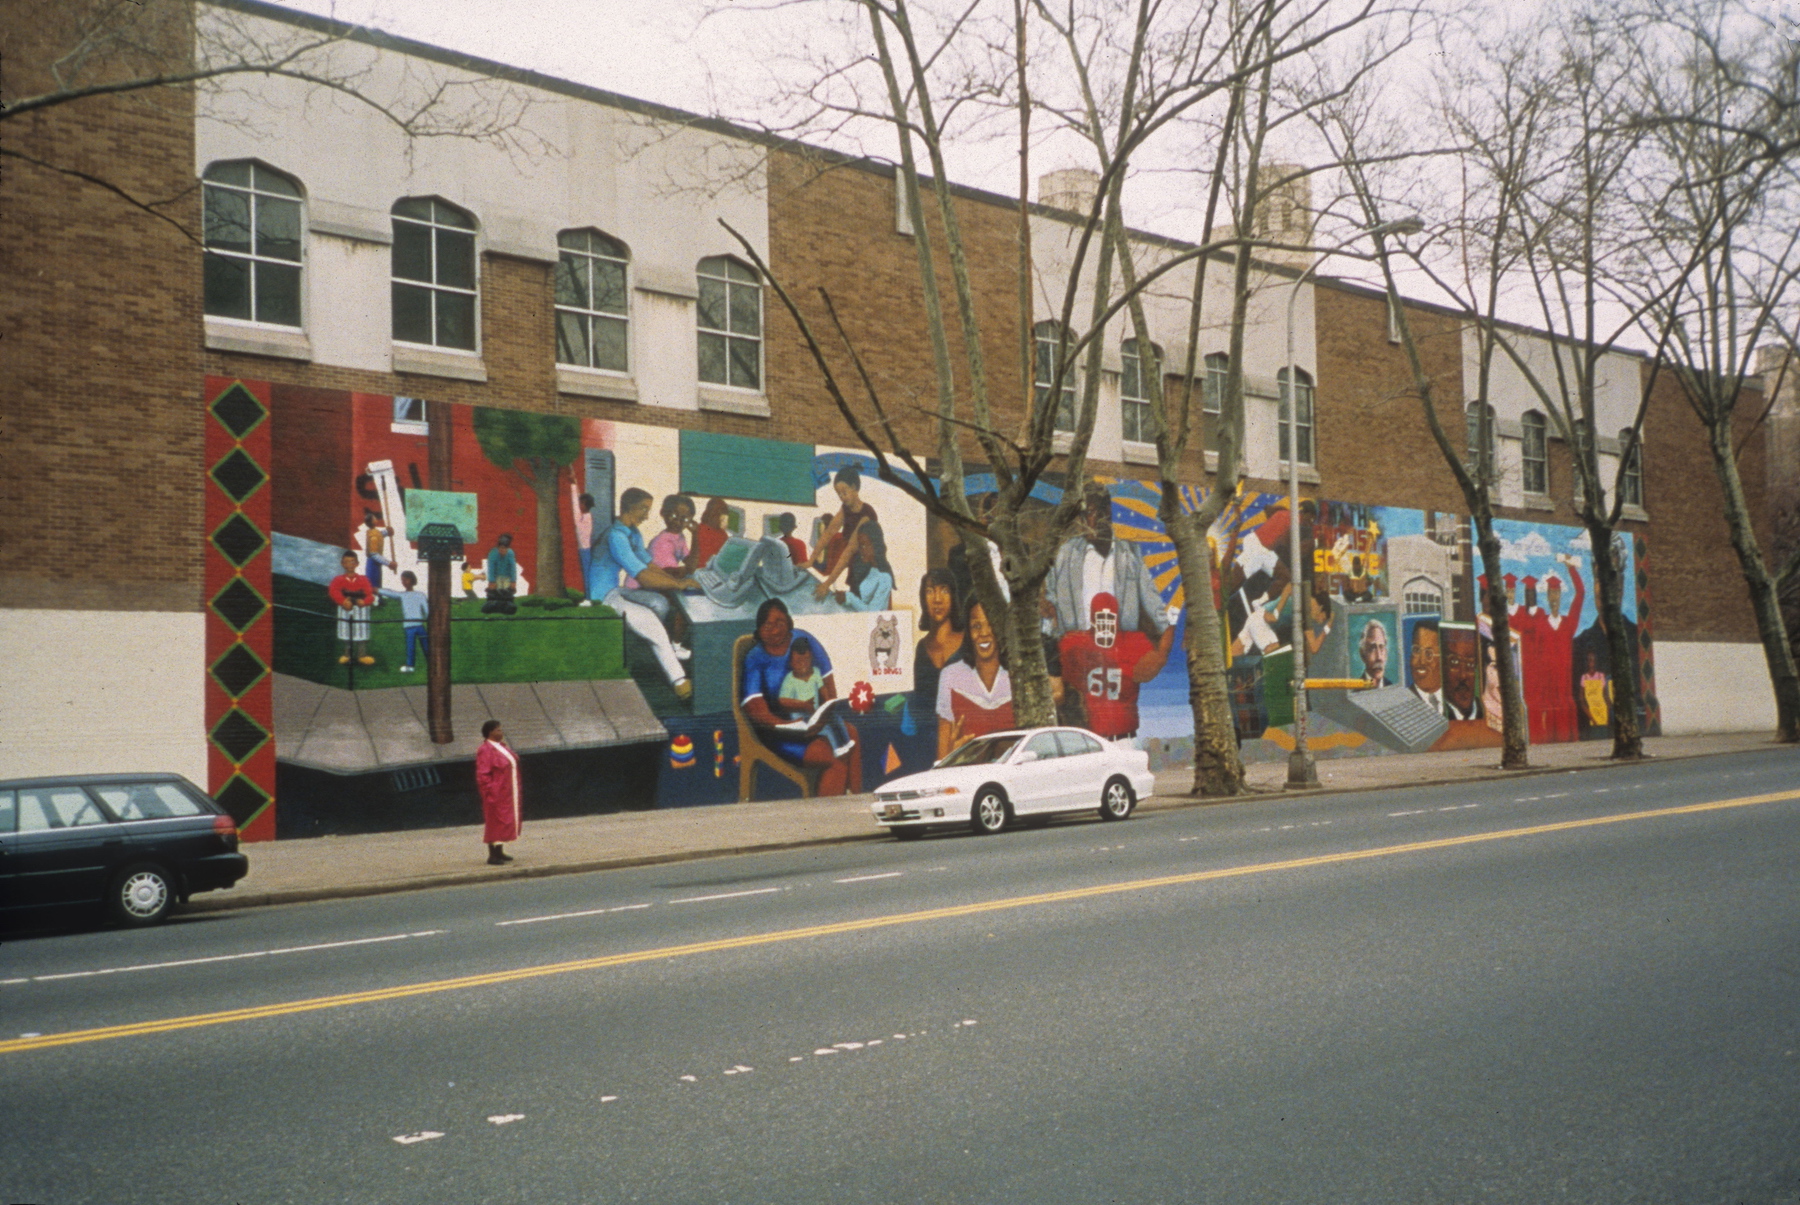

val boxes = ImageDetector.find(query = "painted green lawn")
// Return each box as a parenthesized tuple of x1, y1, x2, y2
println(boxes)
(273, 575, 627, 689)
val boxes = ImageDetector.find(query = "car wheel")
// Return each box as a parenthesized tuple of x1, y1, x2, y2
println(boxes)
(893, 825, 926, 841)
(970, 789, 1010, 835)
(1099, 777, 1135, 821)
(110, 863, 175, 928)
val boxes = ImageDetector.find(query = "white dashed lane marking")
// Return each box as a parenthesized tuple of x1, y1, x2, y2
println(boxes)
(834, 872, 903, 883)
(4, 931, 444, 985)
(496, 904, 651, 927)
(668, 887, 786, 904)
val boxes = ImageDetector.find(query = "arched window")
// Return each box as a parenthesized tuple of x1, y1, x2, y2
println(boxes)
(392, 198, 477, 350)
(1277, 367, 1314, 465)
(1035, 321, 1076, 433)
(556, 230, 629, 372)
(1521, 410, 1548, 494)
(1202, 351, 1229, 415)
(203, 161, 303, 327)
(1403, 577, 1444, 615)
(697, 256, 761, 389)
(1120, 338, 1162, 444)
(1618, 427, 1643, 507)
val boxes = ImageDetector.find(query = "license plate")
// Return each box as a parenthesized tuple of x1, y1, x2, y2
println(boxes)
(881, 803, 903, 820)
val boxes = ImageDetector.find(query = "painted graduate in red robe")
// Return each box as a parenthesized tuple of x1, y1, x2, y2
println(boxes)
(475, 719, 521, 865)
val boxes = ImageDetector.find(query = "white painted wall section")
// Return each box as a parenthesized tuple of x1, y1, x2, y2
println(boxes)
(0, 611, 208, 782)
(1654, 641, 1777, 735)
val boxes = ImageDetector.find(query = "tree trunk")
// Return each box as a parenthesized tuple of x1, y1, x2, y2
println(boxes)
(1585, 518, 1643, 759)
(1167, 509, 1244, 794)
(1472, 514, 1530, 768)
(1005, 576, 1057, 728)
(1705, 420, 1800, 742)
(529, 460, 565, 597)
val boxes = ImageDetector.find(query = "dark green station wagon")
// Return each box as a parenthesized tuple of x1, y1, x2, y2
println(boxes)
(0, 774, 249, 928)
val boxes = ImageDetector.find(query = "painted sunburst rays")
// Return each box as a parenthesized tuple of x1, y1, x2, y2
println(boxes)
(1094, 477, 1290, 617)
(1096, 478, 1203, 613)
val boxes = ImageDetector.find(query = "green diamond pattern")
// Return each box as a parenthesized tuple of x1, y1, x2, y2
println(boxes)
(211, 513, 267, 567)
(210, 708, 270, 763)
(210, 448, 267, 503)
(210, 578, 267, 632)
(210, 383, 266, 439)
(210, 643, 267, 698)
(213, 774, 270, 825)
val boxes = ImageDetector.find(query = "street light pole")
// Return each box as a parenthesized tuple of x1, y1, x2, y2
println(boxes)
(1281, 216, 1423, 790)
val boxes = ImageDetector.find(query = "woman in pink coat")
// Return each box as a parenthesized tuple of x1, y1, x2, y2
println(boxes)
(475, 719, 521, 865)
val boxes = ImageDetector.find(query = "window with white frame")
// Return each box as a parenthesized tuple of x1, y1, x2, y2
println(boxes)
(392, 198, 478, 350)
(1618, 427, 1643, 507)
(697, 256, 762, 390)
(203, 161, 303, 327)
(1201, 352, 1229, 415)
(1278, 367, 1315, 465)
(1522, 410, 1548, 494)
(1120, 338, 1161, 444)
(1465, 402, 1497, 479)
(392, 397, 429, 435)
(555, 230, 629, 372)
(1035, 321, 1076, 433)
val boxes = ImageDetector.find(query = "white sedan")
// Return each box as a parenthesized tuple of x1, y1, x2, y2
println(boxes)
(870, 727, 1157, 838)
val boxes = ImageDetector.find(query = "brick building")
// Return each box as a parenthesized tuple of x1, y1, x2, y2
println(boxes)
(1, 0, 1780, 840)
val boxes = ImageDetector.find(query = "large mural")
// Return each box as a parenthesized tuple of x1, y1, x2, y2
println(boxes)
(237, 381, 1657, 835)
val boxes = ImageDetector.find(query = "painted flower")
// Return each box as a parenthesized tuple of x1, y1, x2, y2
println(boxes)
(849, 680, 876, 713)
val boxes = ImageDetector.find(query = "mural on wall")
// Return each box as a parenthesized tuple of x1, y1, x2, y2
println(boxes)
(248, 381, 1658, 833)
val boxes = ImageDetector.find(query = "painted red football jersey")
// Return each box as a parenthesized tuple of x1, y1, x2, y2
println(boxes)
(1059, 629, 1154, 738)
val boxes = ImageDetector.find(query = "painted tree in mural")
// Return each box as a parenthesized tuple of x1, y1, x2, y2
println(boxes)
(472, 409, 581, 596)
(1305, 54, 1535, 769)
(729, 0, 1380, 779)
(2, 0, 541, 240)
(1600, 0, 1800, 743)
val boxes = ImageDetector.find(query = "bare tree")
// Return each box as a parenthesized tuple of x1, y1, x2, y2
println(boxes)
(730, 0, 1387, 775)
(1604, 0, 1800, 743)
(1306, 39, 1538, 768)
(1393, 6, 1687, 760)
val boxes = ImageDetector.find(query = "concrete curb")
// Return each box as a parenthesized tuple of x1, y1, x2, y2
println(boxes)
(179, 738, 1784, 916)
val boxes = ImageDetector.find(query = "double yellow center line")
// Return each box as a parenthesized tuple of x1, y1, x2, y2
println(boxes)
(6, 787, 1796, 1056)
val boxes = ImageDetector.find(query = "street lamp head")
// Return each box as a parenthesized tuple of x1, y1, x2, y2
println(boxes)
(1366, 216, 1424, 237)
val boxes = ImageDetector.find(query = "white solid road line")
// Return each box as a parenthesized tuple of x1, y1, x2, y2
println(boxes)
(5, 931, 444, 985)
(668, 887, 786, 904)
(834, 872, 904, 883)
(496, 903, 652, 927)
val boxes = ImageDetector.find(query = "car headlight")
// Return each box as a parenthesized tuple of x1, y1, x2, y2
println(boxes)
(918, 786, 960, 798)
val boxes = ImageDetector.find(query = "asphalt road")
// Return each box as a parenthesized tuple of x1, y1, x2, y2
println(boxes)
(3, 749, 1797, 1204)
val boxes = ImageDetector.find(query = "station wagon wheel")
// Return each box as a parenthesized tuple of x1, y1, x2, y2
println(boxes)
(1099, 777, 1135, 822)
(970, 788, 1010, 835)
(110, 863, 175, 928)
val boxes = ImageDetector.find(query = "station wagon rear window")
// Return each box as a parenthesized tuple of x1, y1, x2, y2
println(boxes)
(92, 783, 209, 820)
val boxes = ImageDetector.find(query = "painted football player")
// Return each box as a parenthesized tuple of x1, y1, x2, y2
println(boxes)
(1057, 592, 1175, 739)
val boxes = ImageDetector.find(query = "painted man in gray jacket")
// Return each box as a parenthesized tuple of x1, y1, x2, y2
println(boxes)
(1047, 484, 1169, 638)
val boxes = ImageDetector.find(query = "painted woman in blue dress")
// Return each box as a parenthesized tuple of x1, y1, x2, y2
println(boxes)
(741, 597, 863, 795)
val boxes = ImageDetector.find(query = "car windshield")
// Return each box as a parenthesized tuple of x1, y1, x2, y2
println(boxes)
(937, 734, 1021, 767)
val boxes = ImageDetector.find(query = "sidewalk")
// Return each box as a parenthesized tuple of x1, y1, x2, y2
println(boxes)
(189, 732, 1788, 914)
